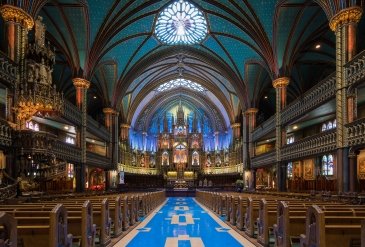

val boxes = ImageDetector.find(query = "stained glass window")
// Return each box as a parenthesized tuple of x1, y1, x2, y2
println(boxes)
(322, 154, 334, 176)
(156, 79, 205, 92)
(287, 162, 293, 178)
(155, 0, 207, 45)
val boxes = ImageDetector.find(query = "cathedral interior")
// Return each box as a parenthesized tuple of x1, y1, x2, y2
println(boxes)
(0, 0, 365, 246)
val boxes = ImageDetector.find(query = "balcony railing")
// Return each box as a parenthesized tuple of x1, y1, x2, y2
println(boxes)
(281, 130, 336, 161)
(346, 117, 365, 146)
(119, 164, 159, 175)
(86, 151, 110, 168)
(281, 73, 336, 125)
(252, 115, 275, 141)
(53, 140, 81, 163)
(87, 116, 110, 142)
(345, 49, 365, 86)
(201, 164, 243, 175)
(251, 150, 276, 168)
(0, 52, 17, 84)
(63, 100, 81, 125)
(0, 119, 12, 147)
(13, 130, 56, 155)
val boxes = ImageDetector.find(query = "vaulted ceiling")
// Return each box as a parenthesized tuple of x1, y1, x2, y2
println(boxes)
(4, 0, 364, 129)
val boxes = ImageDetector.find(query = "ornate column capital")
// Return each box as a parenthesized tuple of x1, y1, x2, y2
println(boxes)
(120, 124, 131, 129)
(272, 77, 290, 89)
(245, 108, 258, 114)
(0, 5, 34, 30)
(231, 123, 241, 129)
(329, 6, 363, 31)
(103, 107, 118, 115)
(72, 78, 90, 89)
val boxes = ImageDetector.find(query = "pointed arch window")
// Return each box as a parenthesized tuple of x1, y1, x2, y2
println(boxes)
(322, 154, 334, 176)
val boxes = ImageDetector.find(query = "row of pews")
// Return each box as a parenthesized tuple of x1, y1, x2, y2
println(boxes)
(0, 191, 165, 247)
(196, 190, 365, 247)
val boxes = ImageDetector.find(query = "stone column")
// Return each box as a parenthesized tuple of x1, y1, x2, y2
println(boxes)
(273, 77, 290, 191)
(329, 6, 362, 192)
(120, 124, 130, 166)
(231, 123, 241, 166)
(245, 108, 258, 190)
(103, 107, 118, 191)
(0, 5, 33, 124)
(348, 149, 358, 192)
(73, 78, 90, 192)
(214, 131, 219, 151)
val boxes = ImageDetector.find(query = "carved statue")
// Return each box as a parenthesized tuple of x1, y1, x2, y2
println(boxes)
(35, 16, 46, 48)
(39, 58, 47, 84)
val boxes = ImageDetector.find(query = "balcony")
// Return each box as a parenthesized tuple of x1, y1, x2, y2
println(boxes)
(87, 115, 110, 142)
(13, 130, 57, 156)
(345, 49, 365, 86)
(252, 115, 275, 141)
(86, 151, 110, 168)
(346, 117, 365, 146)
(201, 164, 243, 175)
(281, 73, 336, 125)
(281, 130, 336, 161)
(251, 150, 276, 168)
(0, 119, 12, 147)
(63, 100, 81, 125)
(119, 163, 159, 175)
(53, 140, 81, 163)
(0, 52, 17, 85)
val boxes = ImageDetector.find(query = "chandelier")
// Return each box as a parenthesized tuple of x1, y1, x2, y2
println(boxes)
(14, 16, 63, 125)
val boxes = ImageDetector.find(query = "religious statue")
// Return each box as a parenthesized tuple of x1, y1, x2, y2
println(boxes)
(39, 58, 47, 84)
(35, 16, 46, 48)
(216, 154, 221, 166)
(206, 154, 211, 167)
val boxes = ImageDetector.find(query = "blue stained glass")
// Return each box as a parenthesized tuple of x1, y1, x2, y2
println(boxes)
(155, 0, 207, 45)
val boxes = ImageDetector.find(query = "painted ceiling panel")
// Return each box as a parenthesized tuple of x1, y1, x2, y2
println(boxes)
(64, 7, 87, 68)
(207, 14, 257, 49)
(216, 35, 258, 79)
(230, 94, 240, 117)
(248, 0, 276, 41)
(122, 93, 131, 119)
(276, 7, 300, 68)
(107, 15, 155, 48)
(201, 36, 236, 73)
(125, 36, 160, 73)
(88, 0, 113, 44)
(103, 35, 148, 80)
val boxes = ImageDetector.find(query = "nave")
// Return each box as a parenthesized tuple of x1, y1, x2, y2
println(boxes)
(115, 197, 253, 247)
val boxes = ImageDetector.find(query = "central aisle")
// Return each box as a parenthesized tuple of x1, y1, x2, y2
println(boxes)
(115, 197, 254, 247)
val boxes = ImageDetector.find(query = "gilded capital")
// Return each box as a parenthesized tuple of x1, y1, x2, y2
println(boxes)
(329, 6, 363, 31)
(72, 78, 90, 89)
(103, 107, 117, 115)
(245, 108, 258, 114)
(0, 5, 34, 30)
(273, 77, 290, 89)
(120, 124, 131, 129)
(231, 123, 241, 128)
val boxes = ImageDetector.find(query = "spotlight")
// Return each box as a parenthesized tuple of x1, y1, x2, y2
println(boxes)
(315, 44, 321, 49)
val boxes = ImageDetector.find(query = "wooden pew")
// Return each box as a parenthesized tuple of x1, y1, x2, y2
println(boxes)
(0, 212, 17, 246)
(299, 205, 365, 247)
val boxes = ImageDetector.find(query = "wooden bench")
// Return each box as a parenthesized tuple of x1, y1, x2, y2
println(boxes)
(299, 205, 365, 247)
(0, 212, 17, 246)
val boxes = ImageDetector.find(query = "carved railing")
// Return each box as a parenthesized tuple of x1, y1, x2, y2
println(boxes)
(281, 73, 336, 125)
(281, 130, 336, 161)
(252, 115, 275, 141)
(0, 119, 12, 147)
(0, 182, 18, 201)
(86, 151, 110, 168)
(346, 117, 365, 146)
(87, 115, 110, 141)
(53, 140, 81, 163)
(201, 164, 243, 175)
(0, 51, 17, 84)
(345, 49, 365, 86)
(13, 130, 56, 155)
(120, 164, 159, 175)
(41, 162, 68, 180)
(251, 150, 276, 168)
(63, 100, 81, 125)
